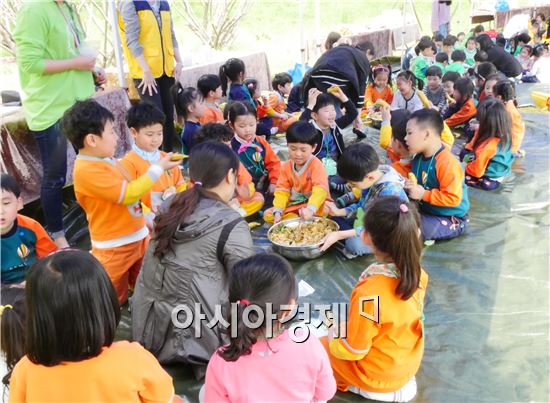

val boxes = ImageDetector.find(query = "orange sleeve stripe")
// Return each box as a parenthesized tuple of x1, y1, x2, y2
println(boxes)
(258, 136, 281, 184)
(465, 138, 499, 178)
(422, 151, 463, 207)
(444, 99, 477, 128)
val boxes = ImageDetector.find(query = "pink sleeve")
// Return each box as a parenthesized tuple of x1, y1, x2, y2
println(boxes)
(311, 337, 337, 401)
(204, 353, 229, 403)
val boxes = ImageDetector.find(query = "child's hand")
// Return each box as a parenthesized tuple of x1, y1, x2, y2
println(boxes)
(158, 153, 183, 171)
(307, 88, 322, 109)
(268, 183, 277, 194)
(319, 231, 344, 252)
(299, 207, 314, 221)
(328, 85, 349, 102)
(326, 201, 347, 217)
(273, 211, 282, 224)
(405, 183, 426, 201)
(380, 104, 391, 121)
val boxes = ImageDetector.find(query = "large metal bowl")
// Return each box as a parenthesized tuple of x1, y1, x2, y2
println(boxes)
(267, 217, 339, 261)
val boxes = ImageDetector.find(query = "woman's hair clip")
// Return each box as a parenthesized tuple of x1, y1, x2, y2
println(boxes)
(399, 203, 409, 213)
(373, 64, 390, 73)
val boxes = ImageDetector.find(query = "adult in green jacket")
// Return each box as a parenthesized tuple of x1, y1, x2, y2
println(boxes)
(14, 0, 104, 248)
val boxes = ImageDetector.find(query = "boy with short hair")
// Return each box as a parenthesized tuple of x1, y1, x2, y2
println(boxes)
(120, 102, 186, 221)
(62, 99, 181, 303)
(404, 109, 469, 241)
(197, 74, 223, 125)
(464, 37, 478, 66)
(268, 72, 297, 133)
(194, 123, 264, 217)
(414, 39, 436, 84)
(442, 36, 457, 56)
(263, 121, 329, 224)
(300, 86, 358, 170)
(434, 52, 449, 73)
(1, 174, 57, 284)
(446, 50, 467, 75)
(423, 66, 446, 111)
(320, 142, 408, 257)
(433, 33, 444, 53)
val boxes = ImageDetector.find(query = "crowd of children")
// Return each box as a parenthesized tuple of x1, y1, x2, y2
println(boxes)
(0, 14, 542, 402)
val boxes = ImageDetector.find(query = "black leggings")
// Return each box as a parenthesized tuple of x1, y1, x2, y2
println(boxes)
(134, 74, 176, 151)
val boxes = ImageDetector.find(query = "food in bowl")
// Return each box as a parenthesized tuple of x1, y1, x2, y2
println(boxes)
(269, 218, 338, 247)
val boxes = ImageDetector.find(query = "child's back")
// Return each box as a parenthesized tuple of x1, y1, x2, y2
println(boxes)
(204, 254, 336, 402)
(206, 329, 335, 402)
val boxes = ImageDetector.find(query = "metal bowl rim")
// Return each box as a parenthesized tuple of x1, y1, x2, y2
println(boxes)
(267, 217, 340, 250)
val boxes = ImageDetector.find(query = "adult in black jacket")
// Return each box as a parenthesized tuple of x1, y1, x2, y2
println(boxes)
(476, 34, 522, 78)
(301, 43, 371, 110)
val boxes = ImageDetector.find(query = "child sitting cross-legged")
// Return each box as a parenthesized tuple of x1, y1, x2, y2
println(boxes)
(320, 143, 408, 257)
(320, 197, 428, 402)
(404, 109, 470, 242)
(443, 77, 477, 133)
(300, 87, 358, 179)
(423, 66, 446, 112)
(228, 101, 281, 204)
(194, 123, 264, 217)
(267, 72, 298, 133)
(1, 174, 57, 285)
(446, 50, 467, 75)
(461, 98, 514, 191)
(263, 121, 329, 224)
(62, 100, 181, 303)
(197, 74, 224, 125)
(379, 108, 414, 176)
(120, 102, 186, 225)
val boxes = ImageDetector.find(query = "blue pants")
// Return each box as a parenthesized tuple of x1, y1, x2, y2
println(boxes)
(465, 175, 501, 191)
(31, 122, 67, 237)
(332, 216, 372, 256)
(420, 213, 468, 241)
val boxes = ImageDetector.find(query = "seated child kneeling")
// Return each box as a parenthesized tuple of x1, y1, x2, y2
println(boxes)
(194, 123, 264, 217)
(62, 100, 181, 303)
(404, 109, 470, 241)
(321, 197, 428, 402)
(461, 99, 514, 190)
(264, 121, 329, 224)
(320, 143, 408, 257)
(120, 102, 186, 224)
(1, 174, 57, 285)
(8, 250, 175, 401)
(204, 254, 336, 402)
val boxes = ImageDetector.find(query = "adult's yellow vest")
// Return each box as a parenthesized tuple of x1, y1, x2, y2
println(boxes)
(118, 1, 175, 79)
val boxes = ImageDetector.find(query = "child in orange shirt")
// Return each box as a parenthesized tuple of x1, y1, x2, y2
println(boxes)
(120, 102, 186, 225)
(364, 64, 394, 107)
(443, 77, 477, 129)
(228, 102, 281, 205)
(197, 74, 224, 125)
(264, 121, 329, 224)
(9, 249, 175, 402)
(321, 197, 428, 402)
(62, 100, 181, 303)
(404, 109, 470, 241)
(461, 99, 514, 190)
(1, 174, 57, 285)
(379, 107, 413, 177)
(194, 123, 264, 217)
(493, 80, 525, 156)
(268, 72, 298, 133)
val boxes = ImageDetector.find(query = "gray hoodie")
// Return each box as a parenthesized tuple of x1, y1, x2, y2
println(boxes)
(131, 197, 254, 379)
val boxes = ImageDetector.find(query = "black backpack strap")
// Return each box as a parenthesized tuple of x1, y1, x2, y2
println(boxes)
(216, 217, 244, 265)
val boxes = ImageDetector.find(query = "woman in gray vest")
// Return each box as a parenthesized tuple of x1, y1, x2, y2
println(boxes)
(131, 142, 254, 380)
